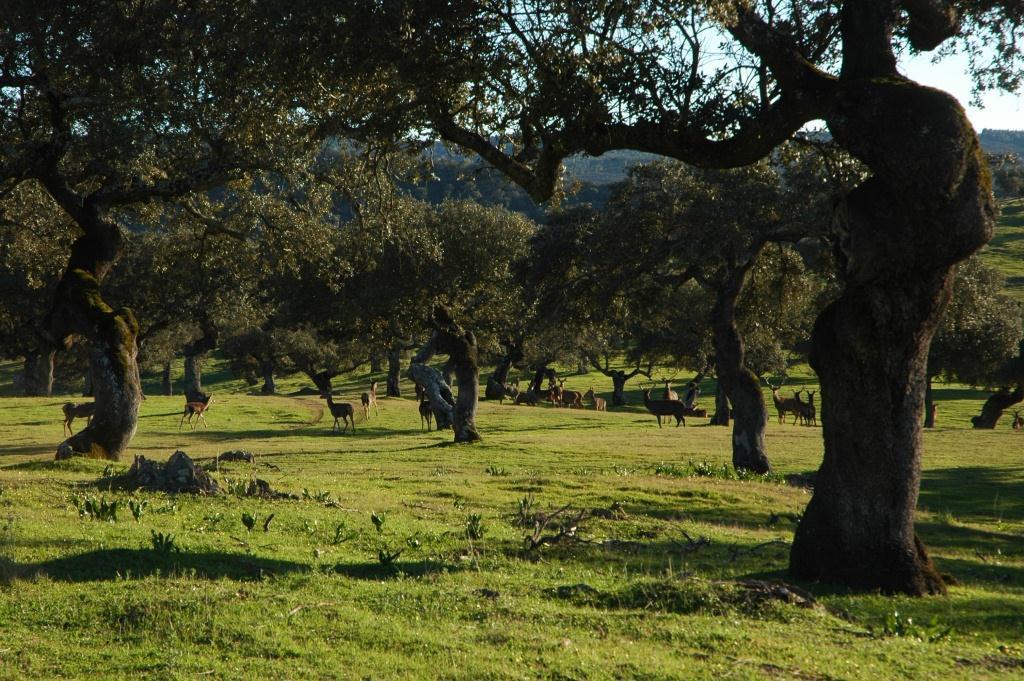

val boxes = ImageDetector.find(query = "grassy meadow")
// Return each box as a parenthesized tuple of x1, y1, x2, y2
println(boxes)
(0, 202, 1022, 679)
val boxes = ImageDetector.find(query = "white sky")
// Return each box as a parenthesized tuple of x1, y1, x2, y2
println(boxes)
(900, 51, 1023, 131)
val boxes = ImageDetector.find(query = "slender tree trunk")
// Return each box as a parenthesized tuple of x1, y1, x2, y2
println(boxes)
(711, 266, 771, 473)
(386, 345, 403, 397)
(183, 330, 216, 400)
(260, 359, 276, 395)
(41, 200, 140, 461)
(183, 353, 202, 396)
(161, 361, 173, 396)
(923, 374, 936, 428)
(971, 385, 1023, 429)
(23, 350, 55, 397)
(710, 382, 730, 427)
(790, 78, 992, 594)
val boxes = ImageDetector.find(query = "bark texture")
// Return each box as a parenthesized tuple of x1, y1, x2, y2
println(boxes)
(971, 385, 1024, 429)
(711, 265, 771, 473)
(161, 361, 173, 396)
(182, 330, 216, 398)
(386, 345, 404, 397)
(710, 383, 730, 426)
(791, 78, 993, 594)
(260, 359, 276, 395)
(47, 214, 141, 461)
(485, 341, 522, 400)
(923, 375, 935, 428)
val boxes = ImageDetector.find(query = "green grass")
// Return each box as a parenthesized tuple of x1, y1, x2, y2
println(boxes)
(2, 364, 1024, 679)
(983, 199, 1024, 301)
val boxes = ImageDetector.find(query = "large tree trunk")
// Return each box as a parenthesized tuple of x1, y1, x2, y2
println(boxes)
(161, 361, 173, 396)
(923, 374, 936, 428)
(42, 203, 141, 461)
(386, 345, 403, 397)
(260, 358, 276, 395)
(610, 371, 628, 406)
(412, 306, 480, 443)
(971, 385, 1023, 429)
(790, 78, 993, 595)
(710, 382, 730, 427)
(711, 266, 771, 473)
(370, 351, 383, 373)
(408, 363, 455, 430)
(23, 350, 55, 397)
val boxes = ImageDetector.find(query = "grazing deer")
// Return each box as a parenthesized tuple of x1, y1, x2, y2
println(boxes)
(179, 395, 214, 430)
(662, 379, 678, 401)
(764, 378, 803, 425)
(642, 386, 687, 427)
(321, 394, 355, 434)
(558, 379, 583, 409)
(62, 402, 95, 436)
(360, 380, 379, 419)
(514, 390, 540, 406)
(584, 387, 606, 411)
(1013, 410, 1023, 431)
(419, 399, 434, 431)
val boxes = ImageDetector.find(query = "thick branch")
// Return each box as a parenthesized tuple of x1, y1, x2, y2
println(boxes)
(900, 0, 959, 50)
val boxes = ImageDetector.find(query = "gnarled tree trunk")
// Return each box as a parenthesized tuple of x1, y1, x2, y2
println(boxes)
(971, 385, 1023, 429)
(711, 264, 771, 473)
(183, 330, 216, 399)
(386, 345, 403, 397)
(161, 361, 173, 396)
(44, 206, 141, 461)
(710, 382, 730, 427)
(610, 372, 628, 406)
(790, 78, 993, 595)
(260, 358, 276, 395)
(23, 350, 55, 397)
(485, 340, 522, 400)
(412, 306, 480, 442)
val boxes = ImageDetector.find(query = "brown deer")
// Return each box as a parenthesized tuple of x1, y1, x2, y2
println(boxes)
(360, 380, 379, 419)
(800, 390, 817, 426)
(662, 379, 679, 401)
(321, 394, 355, 434)
(62, 402, 95, 435)
(584, 387, 606, 411)
(179, 395, 214, 430)
(1013, 410, 1023, 431)
(764, 378, 803, 425)
(642, 386, 687, 427)
(419, 399, 434, 431)
(558, 379, 583, 409)
(415, 382, 426, 403)
(546, 384, 563, 407)
(514, 390, 540, 406)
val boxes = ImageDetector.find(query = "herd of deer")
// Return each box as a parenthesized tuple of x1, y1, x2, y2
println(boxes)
(764, 378, 817, 426)
(56, 374, 1024, 438)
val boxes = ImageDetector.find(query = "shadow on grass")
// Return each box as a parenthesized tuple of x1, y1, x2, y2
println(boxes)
(332, 559, 456, 580)
(920, 466, 1024, 524)
(10, 548, 309, 582)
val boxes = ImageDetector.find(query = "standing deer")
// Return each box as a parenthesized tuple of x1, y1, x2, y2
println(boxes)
(179, 395, 214, 430)
(546, 384, 563, 407)
(801, 390, 817, 426)
(1013, 410, 1023, 431)
(584, 387, 606, 411)
(764, 378, 803, 425)
(662, 379, 678, 401)
(361, 380, 379, 419)
(321, 394, 355, 434)
(419, 399, 434, 431)
(642, 386, 687, 427)
(62, 402, 95, 435)
(558, 379, 583, 409)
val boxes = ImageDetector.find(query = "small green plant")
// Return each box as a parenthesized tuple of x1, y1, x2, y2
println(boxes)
(515, 494, 537, 528)
(302, 488, 335, 505)
(485, 465, 509, 477)
(224, 477, 250, 497)
(128, 498, 148, 521)
(377, 547, 403, 568)
(332, 522, 357, 545)
(76, 495, 119, 522)
(150, 530, 179, 556)
(303, 518, 320, 536)
(653, 460, 785, 483)
(873, 610, 953, 642)
(241, 511, 258, 533)
(452, 497, 466, 511)
(466, 513, 486, 541)
(371, 511, 386, 533)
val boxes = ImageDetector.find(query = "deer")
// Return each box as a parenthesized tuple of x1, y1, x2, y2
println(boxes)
(415, 382, 426, 403)
(558, 379, 583, 409)
(321, 394, 355, 434)
(419, 399, 434, 431)
(764, 378, 804, 425)
(662, 379, 679, 401)
(499, 380, 520, 405)
(62, 402, 95, 436)
(514, 390, 540, 406)
(360, 380, 379, 419)
(1013, 410, 1023, 431)
(642, 386, 687, 427)
(546, 384, 563, 407)
(179, 395, 214, 430)
(800, 390, 817, 426)
(584, 387, 606, 411)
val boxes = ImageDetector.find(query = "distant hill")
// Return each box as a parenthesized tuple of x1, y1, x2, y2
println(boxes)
(980, 129, 1024, 157)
